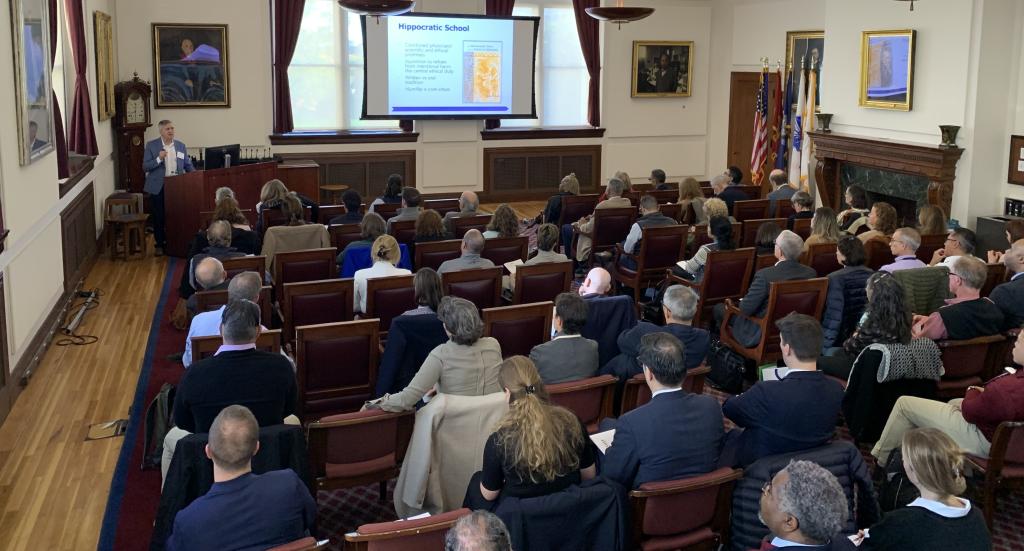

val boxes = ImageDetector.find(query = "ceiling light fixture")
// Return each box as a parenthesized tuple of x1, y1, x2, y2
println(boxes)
(586, 0, 654, 30)
(337, 0, 415, 20)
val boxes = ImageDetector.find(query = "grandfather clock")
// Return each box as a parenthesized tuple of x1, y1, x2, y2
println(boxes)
(113, 73, 153, 193)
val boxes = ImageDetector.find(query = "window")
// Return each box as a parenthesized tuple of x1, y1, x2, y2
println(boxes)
(288, 0, 398, 131)
(504, 2, 588, 128)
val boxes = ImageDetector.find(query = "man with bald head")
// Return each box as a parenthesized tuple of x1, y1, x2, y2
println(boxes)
(766, 169, 796, 217)
(444, 190, 481, 233)
(166, 405, 315, 550)
(183, 271, 262, 368)
(988, 239, 1024, 329)
(578, 267, 612, 297)
(185, 256, 229, 317)
(438, 229, 495, 274)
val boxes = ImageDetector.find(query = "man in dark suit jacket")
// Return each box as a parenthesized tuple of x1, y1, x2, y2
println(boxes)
(166, 405, 315, 551)
(654, 54, 678, 93)
(715, 230, 817, 348)
(602, 332, 724, 489)
(766, 169, 797, 217)
(142, 120, 195, 255)
(711, 173, 747, 214)
(757, 460, 857, 550)
(721, 314, 844, 468)
(786, 191, 815, 230)
(531, 293, 599, 384)
(991, 239, 1024, 329)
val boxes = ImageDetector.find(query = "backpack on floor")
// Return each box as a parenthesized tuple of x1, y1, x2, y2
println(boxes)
(878, 447, 920, 511)
(142, 383, 175, 470)
(706, 338, 747, 394)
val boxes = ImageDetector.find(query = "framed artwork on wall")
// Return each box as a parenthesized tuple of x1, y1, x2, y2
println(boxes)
(859, 29, 916, 111)
(1007, 135, 1024, 186)
(94, 11, 116, 121)
(152, 23, 230, 108)
(9, 0, 55, 165)
(631, 41, 693, 97)
(785, 30, 823, 109)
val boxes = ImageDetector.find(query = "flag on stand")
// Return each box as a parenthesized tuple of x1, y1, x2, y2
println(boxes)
(775, 67, 793, 170)
(800, 64, 818, 191)
(768, 66, 784, 169)
(750, 66, 770, 185)
(788, 64, 806, 189)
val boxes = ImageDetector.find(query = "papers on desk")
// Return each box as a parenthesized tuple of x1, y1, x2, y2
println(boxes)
(504, 259, 525, 274)
(590, 429, 615, 454)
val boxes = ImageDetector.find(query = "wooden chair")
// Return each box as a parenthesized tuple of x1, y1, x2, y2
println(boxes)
(966, 421, 1024, 530)
(981, 263, 1007, 298)
(371, 202, 401, 221)
(413, 239, 462, 271)
(802, 242, 842, 277)
(792, 217, 813, 240)
(557, 193, 600, 226)
(482, 301, 553, 358)
(629, 468, 743, 551)
(736, 184, 762, 199)
(221, 255, 267, 280)
(864, 239, 895, 270)
(343, 508, 470, 551)
(656, 203, 681, 221)
(642, 189, 679, 204)
(775, 201, 795, 219)
(620, 365, 711, 414)
(481, 236, 529, 267)
(692, 222, 743, 253)
(104, 194, 149, 260)
(916, 233, 947, 264)
(510, 261, 573, 305)
(752, 254, 778, 287)
(449, 214, 492, 239)
(329, 224, 363, 255)
(194, 285, 273, 328)
(666, 247, 755, 328)
(547, 375, 617, 433)
(700, 186, 715, 198)
(282, 279, 355, 344)
(272, 248, 337, 300)
(317, 204, 348, 224)
(576, 207, 636, 266)
(442, 267, 503, 310)
(295, 320, 380, 422)
(732, 199, 770, 222)
(740, 218, 785, 248)
(387, 219, 417, 245)
(260, 208, 291, 235)
(611, 225, 688, 311)
(268, 537, 327, 551)
(190, 329, 282, 363)
(363, 275, 416, 333)
(718, 278, 829, 365)
(935, 334, 1007, 400)
(423, 198, 460, 217)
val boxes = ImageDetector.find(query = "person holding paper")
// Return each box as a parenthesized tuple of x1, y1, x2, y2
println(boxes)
(143, 119, 195, 256)
(600, 332, 723, 489)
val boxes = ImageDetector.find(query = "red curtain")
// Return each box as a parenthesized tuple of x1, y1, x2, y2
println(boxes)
(272, 0, 305, 134)
(48, 0, 68, 177)
(572, 0, 600, 127)
(64, 0, 97, 155)
(485, 0, 516, 130)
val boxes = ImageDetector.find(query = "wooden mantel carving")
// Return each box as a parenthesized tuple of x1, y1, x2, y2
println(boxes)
(809, 131, 964, 217)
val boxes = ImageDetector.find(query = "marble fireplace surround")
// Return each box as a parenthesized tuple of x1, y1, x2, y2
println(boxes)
(809, 131, 965, 218)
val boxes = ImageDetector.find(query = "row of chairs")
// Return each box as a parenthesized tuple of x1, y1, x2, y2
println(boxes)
(328, 213, 493, 256)
(258, 198, 465, 237)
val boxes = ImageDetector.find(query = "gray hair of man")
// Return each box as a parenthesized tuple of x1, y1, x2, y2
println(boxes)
(462, 229, 485, 254)
(207, 405, 259, 473)
(157, 119, 173, 129)
(776, 460, 849, 544)
(606, 177, 626, 197)
(195, 257, 225, 289)
(207, 220, 233, 248)
(215, 186, 236, 203)
(437, 296, 484, 345)
(227, 271, 262, 302)
(220, 299, 261, 344)
(639, 194, 659, 212)
(444, 511, 512, 551)
(710, 173, 731, 192)
(775, 230, 804, 261)
(662, 285, 699, 323)
(459, 191, 479, 211)
(893, 227, 921, 251)
(952, 255, 987, 290)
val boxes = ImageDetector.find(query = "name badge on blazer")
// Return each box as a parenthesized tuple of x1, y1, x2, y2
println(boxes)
(176, 151, 185, 159)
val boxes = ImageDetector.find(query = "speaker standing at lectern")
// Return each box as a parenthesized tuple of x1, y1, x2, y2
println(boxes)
(143, 119, 195, 256)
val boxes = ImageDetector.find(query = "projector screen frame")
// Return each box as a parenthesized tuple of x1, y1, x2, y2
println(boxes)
(360, 12, 541, 121)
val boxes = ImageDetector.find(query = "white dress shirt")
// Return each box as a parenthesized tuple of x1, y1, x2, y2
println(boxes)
(163, 140, 177, 176)
(908, 496, 972, 518)
(183, 305, 224, 368)
(354, 261, 412, 313)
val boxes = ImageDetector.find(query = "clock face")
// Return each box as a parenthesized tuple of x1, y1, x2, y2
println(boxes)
(125, 92, 146, 125)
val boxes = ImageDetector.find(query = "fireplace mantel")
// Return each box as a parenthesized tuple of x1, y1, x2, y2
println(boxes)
(809, 131, 964, 217)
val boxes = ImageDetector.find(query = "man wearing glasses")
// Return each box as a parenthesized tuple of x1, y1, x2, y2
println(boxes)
(911, 256, 1004, 340)
(879, 227, 926, 272)
(928, 227, 977, 267)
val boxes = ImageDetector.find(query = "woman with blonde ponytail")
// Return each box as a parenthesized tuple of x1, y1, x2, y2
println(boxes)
(463, 356, 597, 510)
(353, 234, 411, 313)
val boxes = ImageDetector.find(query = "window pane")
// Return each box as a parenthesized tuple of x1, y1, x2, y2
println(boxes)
(290, 66, 341, 130)
(292, 0, 338, 65)
(542, 7, 584, 68)
(346, 12, 364, 65)
(542, 68, 588, 126)
(348, 67, 398, 128)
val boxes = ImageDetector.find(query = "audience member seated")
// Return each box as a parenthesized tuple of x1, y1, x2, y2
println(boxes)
(674, 216, 736, 282)
(483, 204, 520, 239)
(702, 196, 737, 226)
(386, 187, 422, 230)
(754, 221, 783, 255)
(338, 212, 386, 267)
(597, 170, 633, 202)
(184, 271, 262, 368)
(787, 191, 815, 230)
(714, 230, 816, 348)
(183, 220, 245, 294)
(880, 227, 927, 272)
(603, 285, 709, 380)
(354, 235, 412, 314)
(439, 230, 496, 274)
(871, 329, 1024, 464)
(165, 300, 297, 482)
(838, 185, 869, 234)
(444, 511, 513, 551)
(446, 190, 482, 232)
(711, 173, 747, 214)
(650, 168, 672, 191)
(802, 207, 841, 251)
(860, 428, 991, 550)
(185, 256, 230, 318)
(368, 173, 403, 213)
(911, 256, 1004, 340)
(255, 179, 318, 235)
(820, 237, 873, 351)
(503, 223, 568, 294)
(929, 227, 978, 268)
(916, 204, 948, 237)
(165, 405, 315, 551)
(990, 239, 1024, 328)
(858, 202, 898, 245)
(369, 297, 502, 412)
(542, 174, 578, 225)
(721, 314, 844, 467)
(601, 332, 723, 488)
(188, 189, 258, 255)
(260, 194, 330, 268)
(376, 268, 449, 396)
(327, 189, 364, 225)
(758, 460, 855, 550)
(463, 356, 596, 510)
(529, 293, 598, 384)
(578, 267, 612, 298)
(414, 209, 453, 243)
(766, 169, 797, 218)
(574, 177, 631, 264)
(987, 219, 1024, 264)
(676, 177, 707, 224)
(618, 194, 676, 270)
(727, 166, 744, 185)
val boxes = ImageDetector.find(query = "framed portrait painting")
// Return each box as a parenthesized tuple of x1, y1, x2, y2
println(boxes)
(94, 11, 116, 121)
(785, 30, 823, 108)
(152, 23, 230, 107)
(859, 29, 916, 111)
(9, 0, 55, 165)
(631, 41, 693, 97)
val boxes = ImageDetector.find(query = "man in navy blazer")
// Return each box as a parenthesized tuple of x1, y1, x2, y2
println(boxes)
(143, 120, 195, 255)
(990, 239, 1024, 329)
(601, 332, 724, 489)
(721, 314, 844, 468)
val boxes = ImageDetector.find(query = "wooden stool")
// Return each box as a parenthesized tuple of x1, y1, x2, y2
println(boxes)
(320, 183, 348, 205)
(106, 213, 149, 260)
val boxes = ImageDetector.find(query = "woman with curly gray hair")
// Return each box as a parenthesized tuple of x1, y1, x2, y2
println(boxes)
(759, 460, 849, 548)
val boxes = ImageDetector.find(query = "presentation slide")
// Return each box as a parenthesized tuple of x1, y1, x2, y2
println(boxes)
(363, 14, 538, 120)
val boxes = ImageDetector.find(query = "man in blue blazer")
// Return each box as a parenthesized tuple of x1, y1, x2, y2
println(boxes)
(143, 120, 195, 255)
(990, 239, 1024, 329)
(601, 332, 724, 489)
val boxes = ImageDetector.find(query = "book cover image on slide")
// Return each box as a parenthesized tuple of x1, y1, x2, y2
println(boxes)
(463, 40, 502, 104)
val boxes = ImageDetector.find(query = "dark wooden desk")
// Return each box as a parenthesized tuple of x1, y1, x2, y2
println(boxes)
(164, 161, 319, 257)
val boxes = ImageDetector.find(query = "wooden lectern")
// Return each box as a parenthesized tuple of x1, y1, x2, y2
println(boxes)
(163, 161, 319, 257)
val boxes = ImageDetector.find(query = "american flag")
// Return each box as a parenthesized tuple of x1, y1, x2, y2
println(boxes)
(768, 66, 785, 168)
(750, 67, 770, 185)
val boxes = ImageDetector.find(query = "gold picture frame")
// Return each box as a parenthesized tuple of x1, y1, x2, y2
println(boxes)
(631, 41, 693, 97)
(859, 29, 916, 111)
(93, 11, 115, 121)
(152, 23, 230, 108)
(9, 0, 55, 166)
(785, 30, 823, 108)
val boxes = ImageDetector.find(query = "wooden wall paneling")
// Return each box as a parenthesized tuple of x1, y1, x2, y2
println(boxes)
(483, 145, 601, 202)
(0, 273, 10, 426)
(61, 183, 98, 292)
(277, 151, 416, 203)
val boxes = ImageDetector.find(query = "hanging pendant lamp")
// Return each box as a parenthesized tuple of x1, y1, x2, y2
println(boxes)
(337, 0, 415, 18)
(586, 0, 654, 30)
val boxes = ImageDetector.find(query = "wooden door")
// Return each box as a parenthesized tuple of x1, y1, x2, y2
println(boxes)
(727, 71, 781, 188)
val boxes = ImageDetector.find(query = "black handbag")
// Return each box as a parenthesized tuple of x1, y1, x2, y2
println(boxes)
(878, 447, 920, 511)
(706, 338, 747, 394)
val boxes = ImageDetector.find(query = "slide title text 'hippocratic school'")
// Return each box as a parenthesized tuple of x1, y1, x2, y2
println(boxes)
(397, 23, 470, 32)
